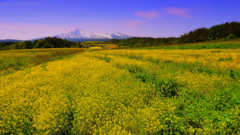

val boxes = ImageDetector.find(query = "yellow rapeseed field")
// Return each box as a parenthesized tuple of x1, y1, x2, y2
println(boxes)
(1, 48, 240, 134)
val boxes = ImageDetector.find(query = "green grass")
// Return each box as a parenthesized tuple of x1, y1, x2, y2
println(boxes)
(0, 48, 83, 76)
(133, 40, 240, 50)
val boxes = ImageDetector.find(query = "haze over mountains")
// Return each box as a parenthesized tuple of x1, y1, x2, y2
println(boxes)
(54, 28, 131, 42)
(0, 28, 131, 42)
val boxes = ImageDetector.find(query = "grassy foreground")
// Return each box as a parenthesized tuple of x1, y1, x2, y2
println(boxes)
(0, 48, 82, 76)
(1, 46, 240, 134)
(134, 40, 240, 50)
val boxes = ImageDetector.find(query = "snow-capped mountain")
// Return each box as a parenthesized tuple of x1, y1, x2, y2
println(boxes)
(55, 28, 130, 41)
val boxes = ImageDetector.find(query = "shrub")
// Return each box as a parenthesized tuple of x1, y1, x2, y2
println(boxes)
(226, 34, 237, 39)
(43, 43, 53, 48)
(155, 79, 181, 98)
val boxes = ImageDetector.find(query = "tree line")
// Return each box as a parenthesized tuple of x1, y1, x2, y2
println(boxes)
(180, 21, 240, 43)
(0, 37, 85, 50)
(14, 37, 84, 49)
(110, 37, 179, 48)
(110, 21, 240, 47)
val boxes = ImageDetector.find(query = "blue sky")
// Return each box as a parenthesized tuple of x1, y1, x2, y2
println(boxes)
(0, 0, 240, 40)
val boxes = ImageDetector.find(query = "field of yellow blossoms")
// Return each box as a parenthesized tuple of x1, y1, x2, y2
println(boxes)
(1, 47, 240, 134)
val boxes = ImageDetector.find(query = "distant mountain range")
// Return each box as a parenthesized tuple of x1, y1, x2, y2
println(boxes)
(0, 39, 22, 43)
(54, 28, 131, 42)
(0, 28, 131, 42)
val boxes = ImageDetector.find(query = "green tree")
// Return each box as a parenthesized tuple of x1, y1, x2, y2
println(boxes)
(193, 28, 208, 42)
(0, 42, 5, 50)
(208, 24, 224, 40)
(43, 42, 53, 48)
(226, 34, 237, 39)
(35, 40, 47, 48)
(0, 42, 5, 47)
(22, 41, 33, 49)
